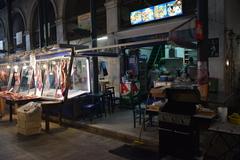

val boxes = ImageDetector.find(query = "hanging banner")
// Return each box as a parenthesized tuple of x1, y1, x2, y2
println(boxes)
(16, 31, 23, 45)
(196, 20, 204, 41)
(25, 34, 30, 51)
(0, 40, 3, 50)
(77, 12, 91, 31)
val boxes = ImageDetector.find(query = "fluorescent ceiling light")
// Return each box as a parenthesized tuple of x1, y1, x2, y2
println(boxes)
(97, 36, 108, 41)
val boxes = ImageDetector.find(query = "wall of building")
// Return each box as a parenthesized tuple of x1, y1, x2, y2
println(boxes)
(208, 0, 225, 92)
(225, 0, 240, 91)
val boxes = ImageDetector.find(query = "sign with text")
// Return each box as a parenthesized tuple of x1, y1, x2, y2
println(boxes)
(77, 12, 91, 31)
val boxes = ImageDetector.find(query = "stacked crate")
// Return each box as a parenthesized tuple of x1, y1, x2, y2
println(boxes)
(17, 102, 42, 136)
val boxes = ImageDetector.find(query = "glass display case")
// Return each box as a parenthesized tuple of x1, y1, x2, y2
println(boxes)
(0, 48, 91, 101)
(35, 49, 90, 100)
(19, 63, 35, 95)
(68, 57, 90, 99)
(0, 64, 11, 91)
(36, 51, 71, 100)
(7, 63, 23, 93)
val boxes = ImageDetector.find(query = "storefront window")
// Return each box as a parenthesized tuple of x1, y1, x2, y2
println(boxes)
(122, 44, 197, 92)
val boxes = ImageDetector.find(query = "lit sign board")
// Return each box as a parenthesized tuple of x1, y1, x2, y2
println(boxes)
(130, 0, 183, 25)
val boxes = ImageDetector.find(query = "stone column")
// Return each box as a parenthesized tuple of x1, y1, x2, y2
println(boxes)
(55, 18, 66, 44)
(25, 31, 31, 51)
(105, 0, 119, 45)
(105, 0, 120, 96)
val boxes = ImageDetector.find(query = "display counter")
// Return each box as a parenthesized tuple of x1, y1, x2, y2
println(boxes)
(0, 47, 91, 121)
(0, 91, 41, 121)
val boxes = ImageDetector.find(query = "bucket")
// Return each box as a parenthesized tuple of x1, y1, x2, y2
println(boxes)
(217, 107, 228, 122)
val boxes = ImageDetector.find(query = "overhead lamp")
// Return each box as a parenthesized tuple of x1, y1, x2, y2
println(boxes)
(43, 64, 48, 69)
(7, 65, 11, 69)
(22, 64, 28, 70)
(97, 36, 108, 41)
(226, 59, 230, 67)
(52, 61, 56, 65)
(14, 65, 19, 72)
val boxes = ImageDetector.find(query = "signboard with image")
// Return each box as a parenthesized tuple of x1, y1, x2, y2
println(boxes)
(130, 0, 183, 25)
(208, 38, 219, 57)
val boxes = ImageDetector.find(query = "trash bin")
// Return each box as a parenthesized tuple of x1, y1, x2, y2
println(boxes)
(17, 102, 42, 136)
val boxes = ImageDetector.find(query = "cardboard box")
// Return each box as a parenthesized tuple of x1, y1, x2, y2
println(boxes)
(17, 120, 41, 129)
(17, 112, 41, 121)
(17, 126, 41, 136)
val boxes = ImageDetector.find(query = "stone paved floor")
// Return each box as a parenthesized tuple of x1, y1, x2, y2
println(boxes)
(84, 108, 159, 143)
(0, 119, 129, 160)
(1, 105, 240, 160)
(0, 116, 205, 160)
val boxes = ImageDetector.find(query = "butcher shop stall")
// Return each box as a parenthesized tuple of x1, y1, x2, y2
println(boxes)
(0, 46, 91, 130)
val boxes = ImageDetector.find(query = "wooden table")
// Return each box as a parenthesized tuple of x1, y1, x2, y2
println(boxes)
(208, 92, 233, 106)
(5, 98, 41, 122)
(204, 121, 240, 159)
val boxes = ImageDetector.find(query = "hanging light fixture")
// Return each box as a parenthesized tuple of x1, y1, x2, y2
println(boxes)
(14, 65, 19, 72)
(226, 59, 230, 67)
(22, 63, 28, 70)
(43, 64, 48, 69)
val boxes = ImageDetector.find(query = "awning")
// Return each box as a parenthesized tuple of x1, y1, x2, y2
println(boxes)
(116, 16, 196, 40)
(168, 16, 197, 49)
(76, 52, 119, 57)
(75, 16, 197, 56)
